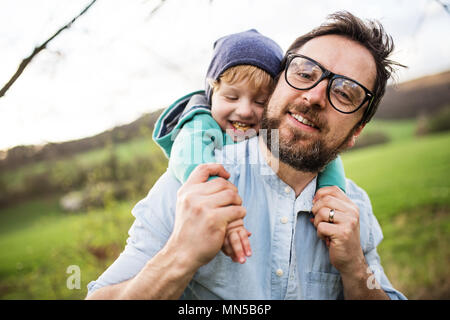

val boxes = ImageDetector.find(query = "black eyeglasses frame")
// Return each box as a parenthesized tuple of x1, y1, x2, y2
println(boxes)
(284, 53, 375, 115)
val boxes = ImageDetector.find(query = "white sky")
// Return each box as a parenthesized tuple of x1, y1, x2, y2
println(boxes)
(1, 0, 449, 151)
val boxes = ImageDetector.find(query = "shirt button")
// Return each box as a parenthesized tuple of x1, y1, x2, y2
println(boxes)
(284, 186, 290, 194)
(280, 216, 288, 224)
(276, 269, 284, 277)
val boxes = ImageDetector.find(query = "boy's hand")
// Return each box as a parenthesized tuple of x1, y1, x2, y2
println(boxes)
(221, 219, 252, 263)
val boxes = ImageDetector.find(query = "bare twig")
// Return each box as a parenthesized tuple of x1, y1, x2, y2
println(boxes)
(0, 0, 97, 98)
(434, 0, 450, 15)
(146, 0, 166, 21)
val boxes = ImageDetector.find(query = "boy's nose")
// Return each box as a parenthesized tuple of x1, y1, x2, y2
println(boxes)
(235, 99, 255, 119)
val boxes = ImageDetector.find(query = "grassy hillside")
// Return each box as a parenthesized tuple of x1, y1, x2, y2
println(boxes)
(0, 120, 448, 299)
(343, 131, 449, 218)
(0, 198, 135, 299)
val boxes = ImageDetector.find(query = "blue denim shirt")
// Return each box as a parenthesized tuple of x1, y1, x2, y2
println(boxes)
(87, 137, 406, 300)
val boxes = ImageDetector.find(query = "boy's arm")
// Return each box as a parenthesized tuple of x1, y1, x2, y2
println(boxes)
(169, 113, 225, 183)
(317, 155, 346, 193)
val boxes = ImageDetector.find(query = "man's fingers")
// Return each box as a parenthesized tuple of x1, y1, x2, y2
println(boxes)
(316, 221, 338, 242)
(227, 219, 244, 231)
(185, 163, 230, 185)
(314, 186, 345, 202)
(214, 205, 246, 224)
(204, 189, 243, 208)
(203, 177, 238, 195)
(312, 195, 350, 215)
(313, 207, 343, 228)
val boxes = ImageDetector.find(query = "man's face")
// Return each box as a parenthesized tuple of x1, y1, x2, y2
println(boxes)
(262, 34, 376, 172)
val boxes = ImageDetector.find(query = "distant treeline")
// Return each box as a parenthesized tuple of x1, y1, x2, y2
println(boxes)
(0, 109, 163, 171)
(375, 70, 450, 119)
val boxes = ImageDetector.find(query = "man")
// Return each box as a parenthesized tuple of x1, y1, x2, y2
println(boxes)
(86, 11, 406, 300)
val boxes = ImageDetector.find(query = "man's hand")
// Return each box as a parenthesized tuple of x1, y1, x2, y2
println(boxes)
(310, 186, 389, 299)
(166, 163, 247, 271)
(87, 163, 246, 300)
(311, 186, 365, 274)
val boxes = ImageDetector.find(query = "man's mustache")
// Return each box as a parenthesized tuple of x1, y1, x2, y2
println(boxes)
(283, 103, 328, 132)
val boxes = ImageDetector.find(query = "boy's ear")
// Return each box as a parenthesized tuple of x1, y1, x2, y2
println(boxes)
(206, 78, 215, 88)
(347, 123, 365, 148)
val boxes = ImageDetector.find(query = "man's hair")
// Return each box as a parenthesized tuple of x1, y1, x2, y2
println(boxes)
(211, 65, 275, 95)
(282, 11, 405, 124)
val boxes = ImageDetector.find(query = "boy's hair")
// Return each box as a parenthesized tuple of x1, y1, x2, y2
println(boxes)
(211, 65, 275, 95)
(205, 29, 283, 105)
(282, 11, 406, 124)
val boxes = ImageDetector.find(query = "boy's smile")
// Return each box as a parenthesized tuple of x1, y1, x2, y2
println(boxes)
(230, 121, 252, 132)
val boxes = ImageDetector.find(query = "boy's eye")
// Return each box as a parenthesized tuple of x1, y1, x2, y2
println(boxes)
(255, 100, 266, 106)
(225, 96, 238, 101)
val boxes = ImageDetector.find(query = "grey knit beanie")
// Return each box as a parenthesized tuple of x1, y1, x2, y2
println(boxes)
(205, 29, 283, 104)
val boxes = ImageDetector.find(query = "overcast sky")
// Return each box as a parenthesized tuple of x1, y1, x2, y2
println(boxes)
(1, 0, 449, 151)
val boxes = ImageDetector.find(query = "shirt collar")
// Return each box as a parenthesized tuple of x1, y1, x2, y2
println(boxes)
(254, 136, 317, 210)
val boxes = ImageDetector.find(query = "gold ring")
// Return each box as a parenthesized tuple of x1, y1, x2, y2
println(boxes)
(328, 209, 335, 223)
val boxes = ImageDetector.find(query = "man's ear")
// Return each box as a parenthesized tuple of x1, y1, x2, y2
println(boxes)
(347, 123, 366, 148)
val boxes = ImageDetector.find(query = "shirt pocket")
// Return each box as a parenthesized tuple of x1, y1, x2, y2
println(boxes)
(305, 271, 343, 300)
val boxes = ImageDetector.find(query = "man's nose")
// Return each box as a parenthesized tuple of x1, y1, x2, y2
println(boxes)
(302, 79, 328, 109)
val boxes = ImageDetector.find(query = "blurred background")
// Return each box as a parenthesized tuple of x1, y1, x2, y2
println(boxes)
(0, 0, 449, 299)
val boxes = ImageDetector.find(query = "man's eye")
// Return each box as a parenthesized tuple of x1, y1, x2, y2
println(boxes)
(332, 88, 352, 103)
(296, 72, 312, 80)
(337, 90, 349, 99)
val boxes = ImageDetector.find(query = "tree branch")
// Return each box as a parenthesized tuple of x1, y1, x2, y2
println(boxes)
(0, 0, 97, 98)
(146, 0, 166, 21)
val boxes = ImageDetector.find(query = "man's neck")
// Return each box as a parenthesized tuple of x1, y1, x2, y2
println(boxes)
(258, 136, 317, 197)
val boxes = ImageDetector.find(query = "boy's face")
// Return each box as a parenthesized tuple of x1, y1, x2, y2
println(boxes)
(211, 78, 269, 142)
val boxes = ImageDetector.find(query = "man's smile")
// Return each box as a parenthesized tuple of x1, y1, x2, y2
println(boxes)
(287, 111, 321, 133)
(289, 112, 318, 128)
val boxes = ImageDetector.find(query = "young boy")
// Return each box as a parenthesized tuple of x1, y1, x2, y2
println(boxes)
(153, 29, 346, 264)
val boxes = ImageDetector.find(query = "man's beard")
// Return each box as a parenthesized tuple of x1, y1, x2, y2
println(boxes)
(260, 102, 357, 173)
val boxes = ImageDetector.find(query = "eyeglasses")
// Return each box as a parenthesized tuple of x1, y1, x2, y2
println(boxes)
(284, 54, 374, 114)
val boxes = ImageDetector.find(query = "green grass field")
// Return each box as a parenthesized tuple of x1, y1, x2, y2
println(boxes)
(0, 198, 136, 299)
(0, 120, 448, 299)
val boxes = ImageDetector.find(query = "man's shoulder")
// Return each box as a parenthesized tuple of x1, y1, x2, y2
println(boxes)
(344, 178, 374, 219)
(345, 178, 370, 203)
(132, 171, 181, 222)
(345, 178, 383, 252)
